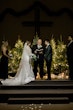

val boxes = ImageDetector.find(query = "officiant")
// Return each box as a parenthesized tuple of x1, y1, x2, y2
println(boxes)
(32, 39, 44, 79)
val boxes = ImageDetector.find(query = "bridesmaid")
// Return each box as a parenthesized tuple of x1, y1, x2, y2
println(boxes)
(0, 41, 10, 79)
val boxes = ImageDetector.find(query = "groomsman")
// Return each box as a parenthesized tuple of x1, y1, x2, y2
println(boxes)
(67, 36, 73, 80)
(44, 39, 52, 80)
(32, 39, 44, 79)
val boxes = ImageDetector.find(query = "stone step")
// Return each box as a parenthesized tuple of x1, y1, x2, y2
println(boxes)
(0, 80, 73, 104)
(0, 89, 73, 94)
(8, 97, 69, 104)
(0, 80, 73, 90)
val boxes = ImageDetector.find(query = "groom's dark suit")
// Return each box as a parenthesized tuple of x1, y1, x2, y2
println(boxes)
(44, 44, 52, 80)
(32, 45, 44, 78)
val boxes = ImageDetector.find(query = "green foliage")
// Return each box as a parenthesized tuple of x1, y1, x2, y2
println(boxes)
(32, 32, 39, 46)
(50, 37, 68, 74)
(8, 38, 24, 73)
(8, 35, 69, 74)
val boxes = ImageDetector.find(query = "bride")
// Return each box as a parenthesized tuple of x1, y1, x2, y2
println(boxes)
(1, 41, 35, 85)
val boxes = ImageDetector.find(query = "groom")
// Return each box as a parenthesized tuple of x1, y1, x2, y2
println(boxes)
(44, 39, 52, 80)
(32, 39, 44, 79)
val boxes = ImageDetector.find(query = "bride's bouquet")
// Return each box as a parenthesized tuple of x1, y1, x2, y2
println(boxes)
(30, 54, 37, 61)
(29, 54, 37, 65)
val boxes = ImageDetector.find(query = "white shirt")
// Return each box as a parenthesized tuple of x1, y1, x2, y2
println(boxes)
(37, 45, 42, 49)
(68, 40, 73, 47)
(46, 43, 50, 48)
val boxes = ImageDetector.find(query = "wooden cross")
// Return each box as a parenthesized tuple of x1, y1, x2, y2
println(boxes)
(22, 1, 53, 36)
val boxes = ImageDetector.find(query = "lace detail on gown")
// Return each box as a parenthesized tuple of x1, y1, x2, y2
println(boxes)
(1, 42, 35, 85)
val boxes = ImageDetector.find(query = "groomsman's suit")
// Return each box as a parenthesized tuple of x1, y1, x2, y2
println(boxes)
(44, 44, 52, 80)
(32, 44, 44, 78)
(67, 40, 73, 80)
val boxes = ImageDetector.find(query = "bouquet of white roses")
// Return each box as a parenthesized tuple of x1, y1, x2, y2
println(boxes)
(29, 54, 37, 65)
(30, 54, 37, 61)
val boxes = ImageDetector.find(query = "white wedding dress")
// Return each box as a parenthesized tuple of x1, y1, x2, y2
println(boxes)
(1, 42, 35, 85)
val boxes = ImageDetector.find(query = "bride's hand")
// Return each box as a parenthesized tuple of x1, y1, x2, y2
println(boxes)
(34, 50, 37, 54)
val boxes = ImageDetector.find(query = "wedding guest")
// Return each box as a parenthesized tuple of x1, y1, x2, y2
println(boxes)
(67, 35, 73, 80)
(32, 39, 44, 79)
(0, 41, 10, 79)
(44, 39, 52, 80)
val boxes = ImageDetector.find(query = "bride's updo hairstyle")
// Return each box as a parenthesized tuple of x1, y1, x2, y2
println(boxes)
(26, 41, 31, 46)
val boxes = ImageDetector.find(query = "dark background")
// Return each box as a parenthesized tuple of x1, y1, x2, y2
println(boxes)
(0, 0, 73, 47)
